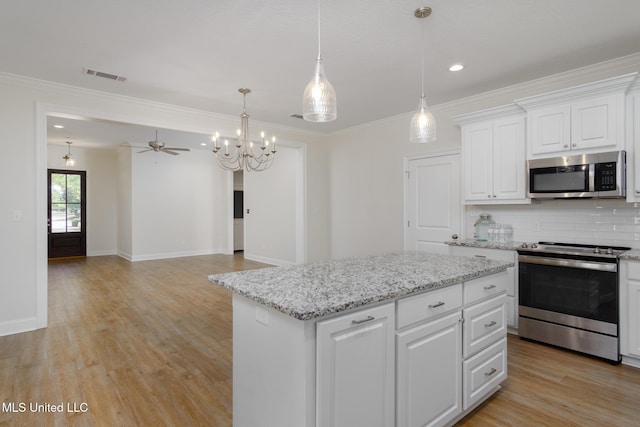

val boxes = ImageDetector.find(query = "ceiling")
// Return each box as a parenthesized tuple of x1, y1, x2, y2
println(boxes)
(3, 0, 640, 147)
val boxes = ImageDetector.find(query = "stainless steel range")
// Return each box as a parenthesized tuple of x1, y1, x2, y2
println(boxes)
(517, 242, 630, 362)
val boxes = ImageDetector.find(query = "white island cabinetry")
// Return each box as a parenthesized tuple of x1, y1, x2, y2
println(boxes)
(209, 252, 512, 427)
(620, 258, 640, 367)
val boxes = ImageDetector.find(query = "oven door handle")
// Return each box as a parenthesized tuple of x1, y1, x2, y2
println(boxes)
(518, 255, 617, 272)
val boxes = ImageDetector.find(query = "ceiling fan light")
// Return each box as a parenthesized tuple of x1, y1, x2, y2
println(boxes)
(410, 96, 436, 143)
(303, 58, 337, 122)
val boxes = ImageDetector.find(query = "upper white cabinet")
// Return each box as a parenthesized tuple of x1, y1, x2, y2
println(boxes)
(454, 105, 528, 205)
(516, 73, 637, 159)
(627, 85, 640, 202)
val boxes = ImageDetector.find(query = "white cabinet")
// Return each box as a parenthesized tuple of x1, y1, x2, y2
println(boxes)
(463, 337, 507, 410)
(455, 105, 528, 204)
(527, 94, 622, 156)
(316, 303, 395, 427)
(620, 260, 640, 364)
(396, 311, 462, 427)
(627, 89, 640, 202)
(515, 73, 637, 159)
(449, 246, 518, 330)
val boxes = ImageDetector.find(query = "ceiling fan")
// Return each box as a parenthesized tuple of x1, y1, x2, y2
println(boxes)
(137, 130, 191, 155)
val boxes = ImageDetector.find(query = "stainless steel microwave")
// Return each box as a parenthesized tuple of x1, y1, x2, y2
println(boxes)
(527, 151, 626, 199)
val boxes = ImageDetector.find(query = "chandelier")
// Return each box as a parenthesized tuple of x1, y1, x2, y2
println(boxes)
(63, 140, 75, 166)
(410, 6, 437, 143)
(212, 88, 277, 172)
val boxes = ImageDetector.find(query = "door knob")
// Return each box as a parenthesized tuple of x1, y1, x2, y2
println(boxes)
(451, 234, 458, 240)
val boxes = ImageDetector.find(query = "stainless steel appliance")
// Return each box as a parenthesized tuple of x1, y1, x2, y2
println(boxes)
(518, 242, 630, 362)
(527, 151, 626, 199)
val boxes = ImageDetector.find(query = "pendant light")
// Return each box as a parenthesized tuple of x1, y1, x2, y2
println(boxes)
(410, 6, 436, 143)
(63, 140, 75, 167)
(302, 0, 337, 122)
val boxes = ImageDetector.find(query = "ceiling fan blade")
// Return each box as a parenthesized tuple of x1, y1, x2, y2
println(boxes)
(164, 147, 190, 151)
(162, 150, 180, 155)
(137, 149, 153, 153)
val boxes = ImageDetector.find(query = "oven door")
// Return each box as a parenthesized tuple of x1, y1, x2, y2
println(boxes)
(518, 255, 618, 336)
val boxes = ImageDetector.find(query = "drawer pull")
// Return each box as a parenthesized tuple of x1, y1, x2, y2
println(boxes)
(352, 316, 375, 325)
(484, 321, 497, 328)
(428, 301, 445, 309)
(484, 368, 497, 377)
(474, 255, 487, 259)
(483, 284, 496, 290)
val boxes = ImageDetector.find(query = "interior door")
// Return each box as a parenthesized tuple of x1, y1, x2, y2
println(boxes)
(405, 154, 461, 254)
(48, 169, 87, 258)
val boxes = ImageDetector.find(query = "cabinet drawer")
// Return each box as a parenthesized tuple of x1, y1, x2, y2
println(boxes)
(463, 294, 507, 358)
(463, 337, 507, 410)
(626, 261, 640, 281)
(449, 246, 515, 263)
(397, 284, 463, 330)
(464, 271, 508, 305)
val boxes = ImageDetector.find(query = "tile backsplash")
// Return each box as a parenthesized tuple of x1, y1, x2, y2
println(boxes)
(465, 199, 640, 249)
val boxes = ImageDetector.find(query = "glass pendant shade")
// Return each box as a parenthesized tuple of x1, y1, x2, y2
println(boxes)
(410, 95, 436, 143)
(303, 57, 337, 122)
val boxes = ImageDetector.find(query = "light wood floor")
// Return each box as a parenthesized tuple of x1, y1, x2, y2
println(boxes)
(1, 254, 639, 426)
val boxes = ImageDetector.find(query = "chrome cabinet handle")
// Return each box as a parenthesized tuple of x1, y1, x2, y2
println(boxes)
(484, 284, 496, 290)
(485, 321, 497, 328)
(352, 316, 375, 325)
(429, 301, 445, 308)
(484, 368, 497, 377)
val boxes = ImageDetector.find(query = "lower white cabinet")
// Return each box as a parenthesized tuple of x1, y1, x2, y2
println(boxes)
(316, 302, 395, 427)
(396, 311, 463, 427)
(463, 294, 507, 358)
(620, 260, 640, 363)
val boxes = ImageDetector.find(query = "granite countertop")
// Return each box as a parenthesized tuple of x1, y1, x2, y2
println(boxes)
(208, 251, 512, 321)
(620, 249, 640, 261)
(446, 238, 523, 251)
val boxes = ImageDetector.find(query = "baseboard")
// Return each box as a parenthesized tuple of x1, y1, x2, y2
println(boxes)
(0, 317, 38, 337)
(129, 249, 225, 262)
(88, 249, 118, 257)
(621, 355, 640, 369)
(242, 252, 294, 267)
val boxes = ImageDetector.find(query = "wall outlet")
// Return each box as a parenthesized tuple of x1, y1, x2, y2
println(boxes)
(12, 210, 22, 222)
(533, 222, 541, 232)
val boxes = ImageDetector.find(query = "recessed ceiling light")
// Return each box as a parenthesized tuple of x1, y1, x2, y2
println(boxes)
(200, 142, 207, 146)
(53, 124, 64, 129)
(449, 64, 464, 72)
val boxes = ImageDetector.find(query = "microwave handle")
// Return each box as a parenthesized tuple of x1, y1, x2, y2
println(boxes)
(588, 163, 595, 192)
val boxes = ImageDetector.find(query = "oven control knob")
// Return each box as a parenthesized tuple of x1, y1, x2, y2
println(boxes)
(606, 248, 613, 255)
(530, 243, 537, 249)
(594, 247, 601, 254)
(521, 243, 528, 248)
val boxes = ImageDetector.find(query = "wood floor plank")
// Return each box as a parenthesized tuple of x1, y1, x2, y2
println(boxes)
(1, 253, 639, 426)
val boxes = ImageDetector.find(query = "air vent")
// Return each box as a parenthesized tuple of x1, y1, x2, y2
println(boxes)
(82, 67, 127, 82)
(290, 114, 304, 119)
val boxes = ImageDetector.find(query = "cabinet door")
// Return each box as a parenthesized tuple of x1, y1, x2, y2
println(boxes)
(463, 294, 507, 358)
(316, 303, 395, 427)
(463, 122, 493, 201)
(571, 94, 620, 151)
(529, 104, 571, 155)
(396, 311, 462, 427)
(621, 261, 640, 358)
(630, 93, 640, 200)
(492, 116, 526, 200)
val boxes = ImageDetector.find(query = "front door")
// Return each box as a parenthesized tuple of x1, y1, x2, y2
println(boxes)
(405, 154, 461, 254)
(48, 169, 87, 258)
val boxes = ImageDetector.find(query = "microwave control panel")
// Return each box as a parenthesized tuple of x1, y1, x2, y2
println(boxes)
(594, 162, 617, 191)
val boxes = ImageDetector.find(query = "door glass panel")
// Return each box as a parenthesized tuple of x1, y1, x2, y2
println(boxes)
(50, 172, 83, 233)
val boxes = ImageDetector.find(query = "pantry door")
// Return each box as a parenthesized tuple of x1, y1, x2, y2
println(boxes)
(48, 169, 87, 258)
(405, 153, 461, 254)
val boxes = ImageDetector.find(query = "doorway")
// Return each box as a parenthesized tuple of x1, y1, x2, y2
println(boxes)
(48, 169, 87, 258)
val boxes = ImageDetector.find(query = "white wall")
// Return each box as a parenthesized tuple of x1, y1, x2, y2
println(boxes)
(117, 146, 133, 259)
(129, 147, 224, 261)
(328, 53, 640, 259)
(0, 72, 330, 336)
(244, 145, 300, 266)
(47, 144, 118, 256)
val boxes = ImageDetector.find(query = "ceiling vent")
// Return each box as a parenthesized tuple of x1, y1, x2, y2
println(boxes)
(290, 114, 304, 119)
(82, 67, 127, 82)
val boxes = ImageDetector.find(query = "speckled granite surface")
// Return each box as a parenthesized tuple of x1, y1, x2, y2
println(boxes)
(209, 251, 512, 321)
(446, 239, 522, 251)
(620, 249, 640, 261)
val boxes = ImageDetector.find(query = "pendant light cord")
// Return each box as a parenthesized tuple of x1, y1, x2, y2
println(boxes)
(317, 0, 322, 59)
(420, 15, 425, 98)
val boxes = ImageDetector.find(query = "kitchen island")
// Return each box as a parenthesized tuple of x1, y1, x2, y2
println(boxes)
(209, 251, 512, 427)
